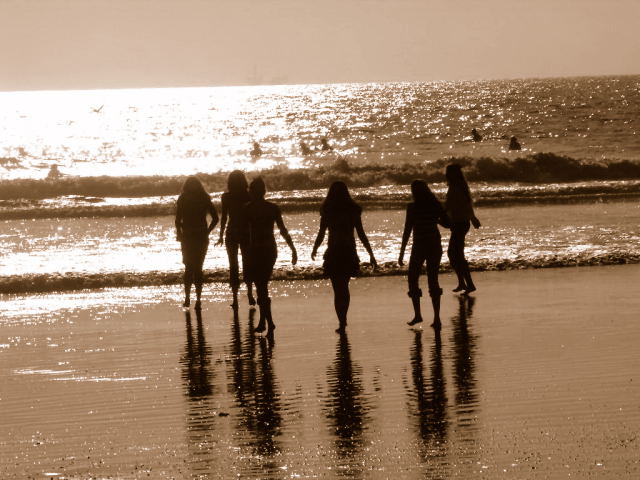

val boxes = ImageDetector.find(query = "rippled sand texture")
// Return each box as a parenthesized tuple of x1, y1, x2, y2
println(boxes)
(2, 265, 639, 479)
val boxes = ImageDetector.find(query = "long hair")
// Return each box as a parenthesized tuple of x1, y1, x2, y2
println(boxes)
(445, 164, 471, 201)
(411, 179, 440, 209)
(227, 170, 249, 195)
(182, 176, 210, 202)
(321, 181, 361, 217)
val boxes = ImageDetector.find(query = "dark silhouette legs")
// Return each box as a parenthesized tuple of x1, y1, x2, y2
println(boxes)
(448, 222, 475, 293)
(254, 280, 274, 334)
(330, 275, 351, 332)
(227, 239, 255, 308)
(183, 263, 204, 309)
(407, 241, 442, 328)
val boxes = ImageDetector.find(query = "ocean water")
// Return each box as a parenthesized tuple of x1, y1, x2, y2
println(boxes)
(1, 76, 639, 293)
(1, 76, 639, 180)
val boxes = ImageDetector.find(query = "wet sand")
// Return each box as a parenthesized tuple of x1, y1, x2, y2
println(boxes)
(1, 265, 639, 479)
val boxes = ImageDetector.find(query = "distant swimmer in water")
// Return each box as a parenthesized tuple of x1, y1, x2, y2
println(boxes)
(508, 136, 521, 151)
(175, 176, 219, 310)
(320, 137, 333, 152)
(250, 141, 263, 157)
(471, 128, 482, 142)
(300, 140, 313, 156)
(245, 177, 297, 335)
(47, 164, 62, 179)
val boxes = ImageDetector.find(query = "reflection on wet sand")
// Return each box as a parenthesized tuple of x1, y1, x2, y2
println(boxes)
(229, 307, 284, 477)
(451, 296, 479, 428)
(181, 309, 215, 475)
(324, 331, 370, 478)
(408, 329, 449, 473)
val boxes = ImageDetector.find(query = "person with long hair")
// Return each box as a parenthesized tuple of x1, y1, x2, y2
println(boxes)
(398, 180, 449, 328)
(216, 170, 255, 308)
(245, 177, 297, 335)
(445, 164, 481, 293)
(311, 181, 377, 333)
(175, 176, 218, 309)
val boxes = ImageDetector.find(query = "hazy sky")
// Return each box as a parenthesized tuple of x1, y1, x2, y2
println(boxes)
(1, 0, 639, 91)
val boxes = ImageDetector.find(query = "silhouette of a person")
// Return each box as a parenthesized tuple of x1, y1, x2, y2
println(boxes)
(175, 176, 218, 309)
(245, 177, 297, 334)
(399, 180, 449, 329)
(250, 141, 263, 157)
(312, 181, 377, 332)
(320, 136, 333, 152)
(508, 136, 521, 151)
(216, 170, 255, 308)
(445, 164, 480, 294)
(471, 128, 482, 142)
(47, 164, 61, 179)
(299, 140, 313, 156)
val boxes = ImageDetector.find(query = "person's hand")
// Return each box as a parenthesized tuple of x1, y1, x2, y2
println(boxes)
(176, 232, 183, 242)
(370, 254, 378, 270)
(215, 237, 224, 247)
(291, 249, 298, 266)
(398, 254, 404, 267)
(472, 216, 481, 229)
(311, 247, 317, 261)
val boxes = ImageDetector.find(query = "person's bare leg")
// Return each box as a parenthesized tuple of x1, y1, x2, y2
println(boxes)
(183, 266, 193, 308)
(330, 276, 350, 332)
(254, 280, 269, 333)
(430, 293, 441, 329)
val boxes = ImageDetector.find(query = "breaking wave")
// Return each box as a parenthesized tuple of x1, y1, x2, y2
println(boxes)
(1, 153, 640, 219)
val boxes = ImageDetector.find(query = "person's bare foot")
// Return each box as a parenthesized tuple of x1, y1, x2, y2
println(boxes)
(248, 293, 256, 307)
(430, 319, 442, 330)
(194, 300, 201, 311)
(407, 317, 423, 326)
(452, 284, 466, 292)
(183, 299, 190, 308)
(464, 285, 476, 294)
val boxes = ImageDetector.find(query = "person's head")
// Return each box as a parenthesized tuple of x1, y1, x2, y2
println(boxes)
(227, 170, 248, 195)
(182, 176, 208, 198)
(445, 163, 471, 199)
(249, 177, 266, 201)
(410, 179, 436, 204)
(445, 163, 465, 185)
(321, 181, 360, 216)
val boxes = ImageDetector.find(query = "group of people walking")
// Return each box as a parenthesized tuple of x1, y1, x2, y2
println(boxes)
(174, 164, 480, 334)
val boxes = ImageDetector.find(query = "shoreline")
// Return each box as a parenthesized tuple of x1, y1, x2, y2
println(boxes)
(1, 256, 639, 295)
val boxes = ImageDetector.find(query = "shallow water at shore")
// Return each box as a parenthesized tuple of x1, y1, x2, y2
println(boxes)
(1, 199, 639, 293)
(1, 266, 639, 478)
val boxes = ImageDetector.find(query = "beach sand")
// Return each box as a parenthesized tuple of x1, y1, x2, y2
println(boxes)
(1, 265, 639, 479)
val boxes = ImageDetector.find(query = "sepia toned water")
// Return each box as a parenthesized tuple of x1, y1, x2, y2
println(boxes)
(1, 76, 639, 180)
(1, 199, 639, 293)
(1, 266, 639, 478)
